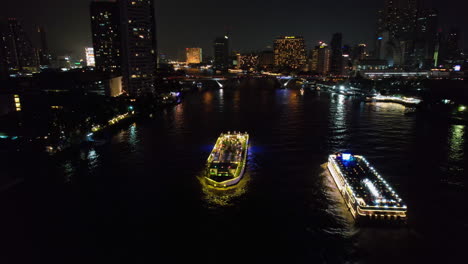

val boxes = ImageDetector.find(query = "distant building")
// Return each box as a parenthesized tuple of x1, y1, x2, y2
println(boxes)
(213, 36, 230, 71)
(0, 24, 7, 79)
(0, 18, 39, 74)
(258, 50, 274, 71)
(352, 44, 368, 64)
(119, 0, 158, 96)
(35, 70, 123, 97)
(85, 47, 96, 67)
(37, 26, 50, 67)
(413, 9, 438, 68)
(355, 59, 389, 75)
(309, 42, 330, 75)
(238, 53, 259, 70)
(274, 36, 307, 70)
(186, 48, 202, 64)
(90, 0, 158, 97)
(51, 56, 72, 70)
(330, 33, 343, 75)
(375, 0, 439, 69)
(90, 1, 122, 73)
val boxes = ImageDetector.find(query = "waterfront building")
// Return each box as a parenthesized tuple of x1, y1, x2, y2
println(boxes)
(274, 36, 307, 70)
(90, 0, 158, 97)
(213, 36, 230, 71)
(186, 48, 202, 64)
(35, 70, 123, 97)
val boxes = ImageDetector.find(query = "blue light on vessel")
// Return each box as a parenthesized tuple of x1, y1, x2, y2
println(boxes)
(342, 153, 352, 161)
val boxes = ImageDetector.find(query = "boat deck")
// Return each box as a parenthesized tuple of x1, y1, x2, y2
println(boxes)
(211, 135, 244, 163)
(332, 154, 405, 209)
(207, 133, 248, 182)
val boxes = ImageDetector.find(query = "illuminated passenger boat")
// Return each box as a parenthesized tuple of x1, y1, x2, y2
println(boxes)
(365, 95, 422, 106)
(327, 153, 407, 222)
(205, 132, 249, 188)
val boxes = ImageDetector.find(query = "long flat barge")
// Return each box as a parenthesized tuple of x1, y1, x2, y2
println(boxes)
(205, 132, 249, 188)
(327, 153, 407, 222)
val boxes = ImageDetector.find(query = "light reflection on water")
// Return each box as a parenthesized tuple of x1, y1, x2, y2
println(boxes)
(329, 94, 348, 150)
(366, 102, 407, 113)
(446, 124, 465, 186)
(198, 173, 250, 208)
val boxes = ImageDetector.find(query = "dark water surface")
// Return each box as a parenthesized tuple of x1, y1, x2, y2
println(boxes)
(1, 79, 467, 263)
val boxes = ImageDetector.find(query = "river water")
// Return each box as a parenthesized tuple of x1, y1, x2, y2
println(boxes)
(1, 78, 467, 263)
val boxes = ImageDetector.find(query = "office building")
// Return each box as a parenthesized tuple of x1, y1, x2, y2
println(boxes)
(0, 23, 7, 79)
(309, 42, 330, 75)
(90, 0, 122, 73)
(352, 44, 368, 63)
(0, 18, 39, 73)
(330, 33, 343, 75)
(186, 48, 202, 64)
(85, 47, 96, 67)
(37, 26, 50, 67)
(274, 36, 307, 70)
(258, 50, 274, 71)
(214, 36, 230, 71)
(119, 0, 158, 96)
(90, 0, 158, 97)
(238, 53, 259, 70)
(375, 0, 439, 69)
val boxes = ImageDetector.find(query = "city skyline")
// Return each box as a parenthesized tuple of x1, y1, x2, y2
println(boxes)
(1, 0, 467, 59)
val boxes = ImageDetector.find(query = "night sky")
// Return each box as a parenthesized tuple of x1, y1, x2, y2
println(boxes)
(1, 0, 467, 60)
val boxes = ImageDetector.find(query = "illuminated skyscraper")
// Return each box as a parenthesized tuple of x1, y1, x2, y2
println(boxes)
(186, 48, 202, 64)
(274, 36, 307, 70)
(119, 0, 158, 96)
(90, 1, 122, 73)
(214, 36, 229, 71)
(90, 0, 157, 97)
(376, 0, 439, 68)
(317, 43, 331, 75)
(238, 53, 259, 70)
(85, 47, 96, 67)
(309, 42, 330, 75)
